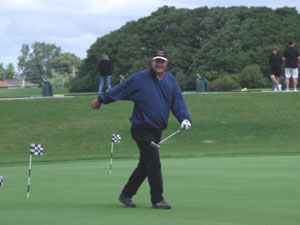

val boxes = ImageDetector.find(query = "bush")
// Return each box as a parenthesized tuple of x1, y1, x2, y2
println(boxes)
(48, 71, 70, 88)
(69, 72, 98, 92)
(174, 71, 196, 91)
(239, 65, 269, 88)
(204, 71, 231, 81)
(208, 75, 241, 91)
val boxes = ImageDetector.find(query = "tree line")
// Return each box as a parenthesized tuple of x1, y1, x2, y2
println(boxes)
(5, 6, 300, 91)
(17, 42, 81, 88)
(1, 42, 81, 89)
(0, 63, 16, 80)
(69, 6, 300, 92)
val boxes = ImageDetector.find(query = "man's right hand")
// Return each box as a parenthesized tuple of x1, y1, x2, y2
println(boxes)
(90, 99, 101, 110)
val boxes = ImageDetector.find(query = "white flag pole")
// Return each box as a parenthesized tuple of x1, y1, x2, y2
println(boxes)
(0, 175, 3, 187)
(109, 142, 114, 175)
(27, 154, 32, 199)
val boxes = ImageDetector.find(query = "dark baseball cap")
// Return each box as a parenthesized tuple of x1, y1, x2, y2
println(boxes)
(153, 50, 168, 61)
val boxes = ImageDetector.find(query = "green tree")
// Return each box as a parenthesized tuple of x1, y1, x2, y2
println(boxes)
(50, 52, 81, 75)
(70, 6, 300, 92)
(0, 63, 16, 80)
(17, 42, 61, 83)
(48, 53, 81, 88)
(0, 63, 5, 79)
(5, 64, 16, 79)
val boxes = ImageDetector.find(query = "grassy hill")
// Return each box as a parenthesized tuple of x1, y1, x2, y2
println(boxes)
(1, 92, 300, 164)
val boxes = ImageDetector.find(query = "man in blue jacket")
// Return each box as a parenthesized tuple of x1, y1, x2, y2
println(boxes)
(90, 50, 191, 209)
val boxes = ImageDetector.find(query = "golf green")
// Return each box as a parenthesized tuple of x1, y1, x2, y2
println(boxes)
(1, 156, 299, 225)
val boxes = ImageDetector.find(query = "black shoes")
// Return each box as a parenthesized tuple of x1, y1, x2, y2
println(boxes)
(118, 193, 136, 208)
(118, 193, 171, 209)
(152, 200, 171, 209)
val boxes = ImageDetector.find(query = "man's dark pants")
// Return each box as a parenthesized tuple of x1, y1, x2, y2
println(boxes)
(121, 127, 164, 204)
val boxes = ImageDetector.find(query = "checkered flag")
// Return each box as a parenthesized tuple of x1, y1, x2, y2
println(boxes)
(30, 144, 44, 156)
(0, 175, 3, 187)
(112, 134, 121, 143)
(27, 143, 44, 199)
(109, 134, 121, 175)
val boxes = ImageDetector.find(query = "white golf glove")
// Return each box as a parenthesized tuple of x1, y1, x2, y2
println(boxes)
(181, 119, 191, 130)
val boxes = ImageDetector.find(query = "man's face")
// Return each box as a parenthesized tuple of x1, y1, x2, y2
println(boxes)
(152, 58, 168, 74)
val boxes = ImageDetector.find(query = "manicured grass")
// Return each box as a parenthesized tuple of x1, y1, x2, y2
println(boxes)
(1, 91, 300, 225)
(1, 92, 300, 164)
(1, 156, 299, 225)
(0, 87, 70, 97)
(0, 87, 99, 98)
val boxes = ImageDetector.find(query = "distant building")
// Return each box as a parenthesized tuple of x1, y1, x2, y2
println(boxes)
(0, 80, 10, 88)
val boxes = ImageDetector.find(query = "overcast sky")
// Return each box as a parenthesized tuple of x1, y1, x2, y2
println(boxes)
(0, 0, 299, 70)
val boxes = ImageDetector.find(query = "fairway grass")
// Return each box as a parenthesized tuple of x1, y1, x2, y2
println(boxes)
(1, 156, 300, 225)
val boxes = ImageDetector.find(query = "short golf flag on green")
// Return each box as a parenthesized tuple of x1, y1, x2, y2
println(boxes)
(30, 144, 44, 155)
(110, 134, 121, 175)
(27, 144, 44, 199)
(112, 134, 121, 143)
(0, 175, 3, 187)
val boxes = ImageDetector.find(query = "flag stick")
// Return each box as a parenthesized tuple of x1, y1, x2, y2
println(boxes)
(109, 142, 114, 175)
(27, 154, 32, 199)
(0, 175, 3, 187)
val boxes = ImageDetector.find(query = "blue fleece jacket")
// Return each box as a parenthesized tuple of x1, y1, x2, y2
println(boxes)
(97, 68, 191, 130)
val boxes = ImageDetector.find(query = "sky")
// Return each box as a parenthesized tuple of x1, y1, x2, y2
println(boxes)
(0, 0, 299, 70)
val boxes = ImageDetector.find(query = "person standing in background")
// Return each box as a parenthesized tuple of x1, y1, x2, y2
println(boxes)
(269, 47, 282, 92)
(282, 40, 300, 92)
(98, 54, 112, 94)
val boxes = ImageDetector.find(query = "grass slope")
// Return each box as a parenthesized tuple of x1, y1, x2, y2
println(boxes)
(1, 92, 300, 164)
(1, 156, 300, 225)
(0, 87, 70, 98)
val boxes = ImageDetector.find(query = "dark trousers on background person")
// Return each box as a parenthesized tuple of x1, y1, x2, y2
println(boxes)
(121, 127, 164, 204)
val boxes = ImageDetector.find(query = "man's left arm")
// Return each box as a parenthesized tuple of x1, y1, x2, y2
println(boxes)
(171, 81, 192, 130)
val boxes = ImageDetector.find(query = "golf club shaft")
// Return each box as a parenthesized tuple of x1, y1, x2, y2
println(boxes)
(159, 129, 181, 145)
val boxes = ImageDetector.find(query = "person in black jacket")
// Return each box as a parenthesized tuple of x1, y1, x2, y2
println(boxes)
(269, 47, 282, 92)
(98, 54, 112, 94)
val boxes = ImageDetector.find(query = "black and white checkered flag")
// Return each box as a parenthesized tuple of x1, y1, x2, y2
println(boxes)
(0, 175, 3, 187)
(27, 144, 44, 199)
(112, 134, 121, 143)
(30, 144, 44, 156)
(109, 134, 121, 175)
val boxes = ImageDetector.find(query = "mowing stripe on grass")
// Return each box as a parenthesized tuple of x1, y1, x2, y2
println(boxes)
(1, 156, 299, 225)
